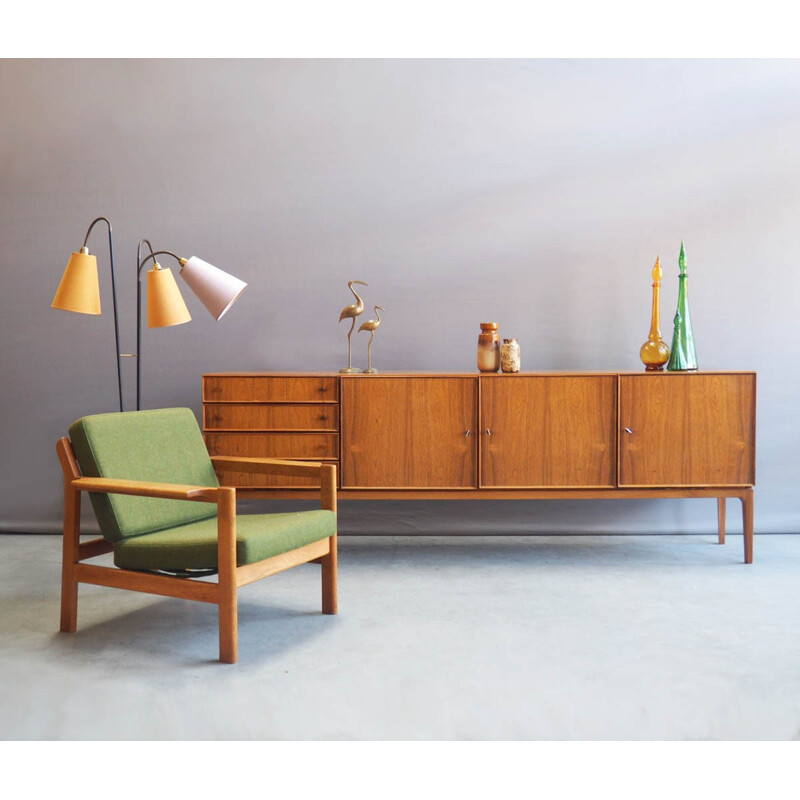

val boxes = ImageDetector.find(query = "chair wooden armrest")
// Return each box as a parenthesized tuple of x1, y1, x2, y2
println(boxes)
(71, 476, 220, 503)
(210, 456, 329, 479)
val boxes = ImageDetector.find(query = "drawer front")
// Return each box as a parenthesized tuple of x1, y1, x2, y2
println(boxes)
(204, 403, 339, 431)
(205, 432, 339, 460)
(203, 376, 338, 403)
(216, 465, 336, 488)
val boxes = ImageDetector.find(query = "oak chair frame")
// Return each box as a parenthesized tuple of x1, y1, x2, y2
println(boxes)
(57, 438, 338, 664)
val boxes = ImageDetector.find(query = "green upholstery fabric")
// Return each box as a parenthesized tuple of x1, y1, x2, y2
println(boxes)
(69, 408, 219, 542)
(113, 510, 336, 571)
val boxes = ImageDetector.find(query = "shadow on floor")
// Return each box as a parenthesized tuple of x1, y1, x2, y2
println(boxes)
(44, 596, 339, 668)
(337, 534, 747, 569)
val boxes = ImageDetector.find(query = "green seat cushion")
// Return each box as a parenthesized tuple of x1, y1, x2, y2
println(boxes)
(69, 408, 219, 542)
(113, 510, 336, 571)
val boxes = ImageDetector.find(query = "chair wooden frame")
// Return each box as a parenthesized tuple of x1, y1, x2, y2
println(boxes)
(57, 439, 338, 664)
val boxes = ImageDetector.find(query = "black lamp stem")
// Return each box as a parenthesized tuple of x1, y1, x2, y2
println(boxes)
(135, 247, 183, 411)
(83, 217, 123, 412)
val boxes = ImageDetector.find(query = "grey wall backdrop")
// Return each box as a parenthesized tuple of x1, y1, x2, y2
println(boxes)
(2, 58, 798, 536)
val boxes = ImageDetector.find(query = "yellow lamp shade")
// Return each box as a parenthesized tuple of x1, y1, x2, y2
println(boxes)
(52, 251, 101, 314)
(147, 266, 192, 328)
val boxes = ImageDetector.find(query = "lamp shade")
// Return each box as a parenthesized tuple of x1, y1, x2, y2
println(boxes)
(179, 256, 247, 321)
(147, 266, 192, 328)
(52, 251, 101, 314)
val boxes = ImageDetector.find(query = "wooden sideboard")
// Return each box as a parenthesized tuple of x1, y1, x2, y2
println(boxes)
(202, 371, 756, 562)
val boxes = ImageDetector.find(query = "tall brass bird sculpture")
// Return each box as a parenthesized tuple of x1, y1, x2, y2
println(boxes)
(339, 280, 368, 373)
(358, 305, 385, 374)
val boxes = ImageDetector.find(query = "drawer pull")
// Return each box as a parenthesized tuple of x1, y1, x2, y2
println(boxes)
(624, 427, 634, 434)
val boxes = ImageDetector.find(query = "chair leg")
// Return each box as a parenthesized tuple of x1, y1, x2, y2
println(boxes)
(717, 497, 726, 545)
(322, 534, 338, 615)
(60, 572, 78, 633)
(217, 488, 238, 663)
(219, 591, 238, 664)
(60, 483, 81, 632)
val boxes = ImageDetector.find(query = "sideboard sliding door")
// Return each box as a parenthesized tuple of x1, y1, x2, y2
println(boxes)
(618, 373, 756, 487)
(341, 377, 477, 489)
(480, 375, 616, 488)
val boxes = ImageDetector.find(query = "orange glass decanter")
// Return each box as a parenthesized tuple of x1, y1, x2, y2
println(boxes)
(639, 256, 670, 371)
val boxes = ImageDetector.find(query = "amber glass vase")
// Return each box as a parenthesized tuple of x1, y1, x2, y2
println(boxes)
(640, 256, 670, 371)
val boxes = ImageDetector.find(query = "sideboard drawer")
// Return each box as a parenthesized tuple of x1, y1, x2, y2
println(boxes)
(205, 432, 339, 460)
(203, 376, 338, 403)
(215, 465, 336, 488)
(204, 403, 339, 431)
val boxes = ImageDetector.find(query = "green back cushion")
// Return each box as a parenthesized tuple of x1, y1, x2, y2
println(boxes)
(69, 408, 219, 541)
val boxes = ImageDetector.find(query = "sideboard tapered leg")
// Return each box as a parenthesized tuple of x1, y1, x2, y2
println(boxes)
(741, 490, 754, 564)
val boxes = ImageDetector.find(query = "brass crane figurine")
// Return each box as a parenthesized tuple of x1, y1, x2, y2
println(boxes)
(358, 305, 385, 374)
(338, 280, 368, 373)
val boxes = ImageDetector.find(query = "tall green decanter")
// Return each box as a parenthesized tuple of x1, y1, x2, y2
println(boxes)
(667, 241, 698, 371)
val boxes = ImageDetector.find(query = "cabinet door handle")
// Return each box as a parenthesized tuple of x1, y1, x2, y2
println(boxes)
(486, 428, 492, 436)
(465, 430, 471, 437)
(624, 427, 633, 434)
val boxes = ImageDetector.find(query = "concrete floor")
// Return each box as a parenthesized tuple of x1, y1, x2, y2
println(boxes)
(1, 532, 799, 740)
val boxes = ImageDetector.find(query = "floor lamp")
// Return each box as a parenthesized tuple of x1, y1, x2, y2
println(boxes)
(52, 218, 248, 411)
(51, 217, 124, 411)
(135, 242, 247, 410)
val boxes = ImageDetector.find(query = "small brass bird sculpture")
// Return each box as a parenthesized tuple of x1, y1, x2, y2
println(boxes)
(358, 305, 385, 374)
(339, 280, 368, 373)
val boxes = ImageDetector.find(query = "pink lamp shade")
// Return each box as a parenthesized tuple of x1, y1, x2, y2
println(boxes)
(179, 256, 247, 321)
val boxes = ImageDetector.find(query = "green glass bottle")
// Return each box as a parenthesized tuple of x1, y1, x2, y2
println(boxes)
(667, 241, 698, 371)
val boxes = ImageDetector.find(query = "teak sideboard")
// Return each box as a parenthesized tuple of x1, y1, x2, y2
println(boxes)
(202, 371, 756, 562)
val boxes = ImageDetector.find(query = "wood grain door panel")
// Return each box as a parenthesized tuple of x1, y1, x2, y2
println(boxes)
(619, 373, 756, 486)
(480, 376, 616, 487)
(341, 377, 477, 488)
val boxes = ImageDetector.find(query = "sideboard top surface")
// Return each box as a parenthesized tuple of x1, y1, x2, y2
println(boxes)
(203, 370, 756, 377)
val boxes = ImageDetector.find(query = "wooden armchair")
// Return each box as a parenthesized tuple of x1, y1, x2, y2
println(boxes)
(56, 407, 337, 663)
